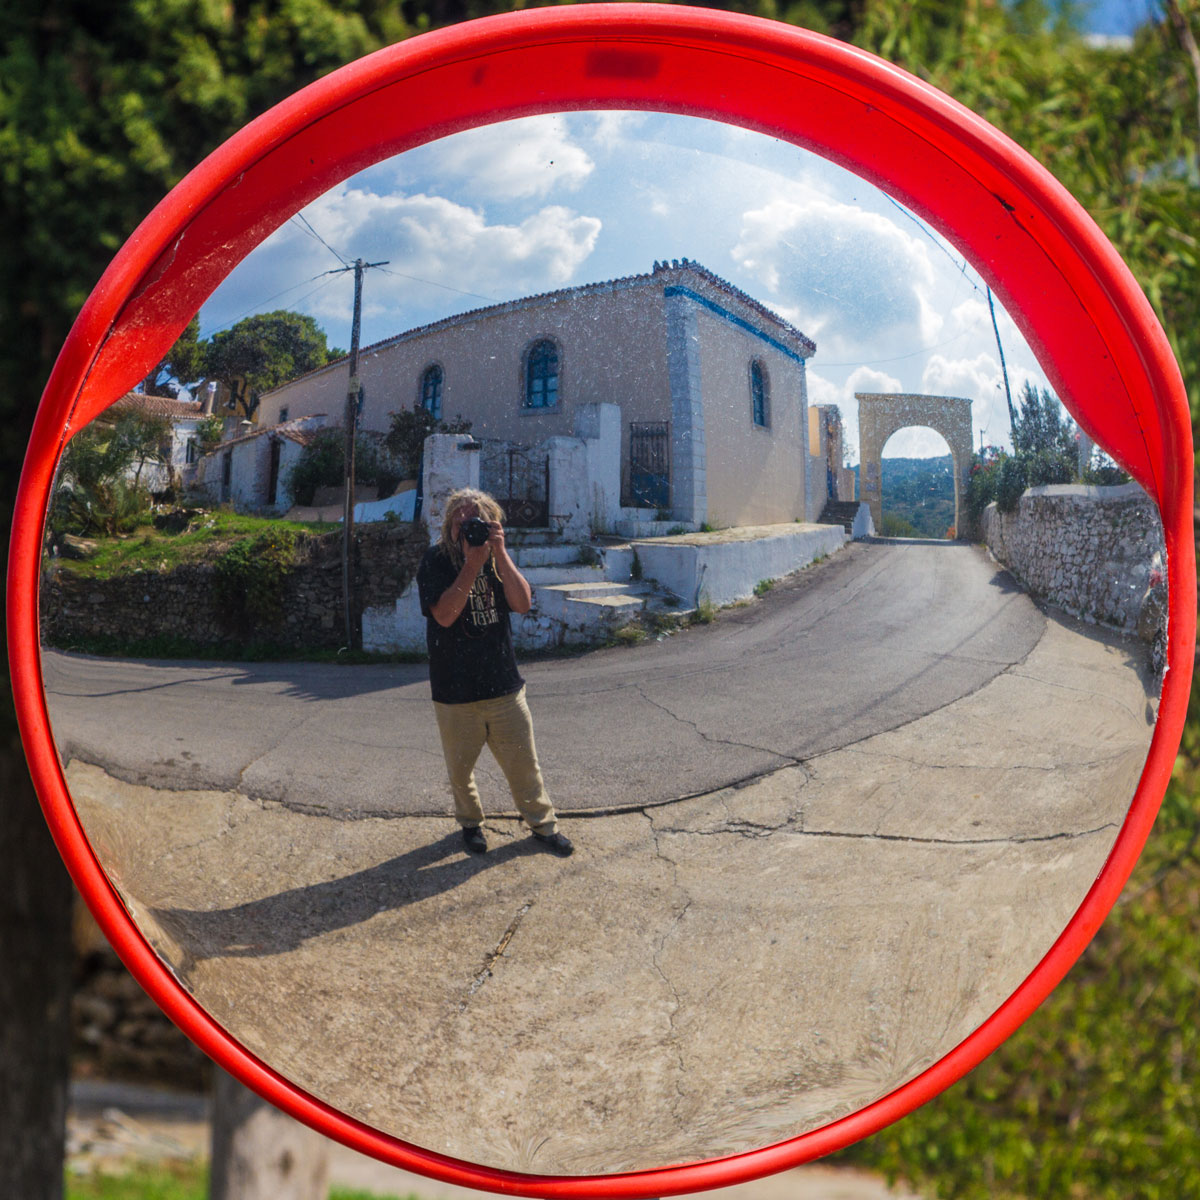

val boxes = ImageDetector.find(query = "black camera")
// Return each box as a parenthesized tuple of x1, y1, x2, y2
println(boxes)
(461, 516, 491, 547)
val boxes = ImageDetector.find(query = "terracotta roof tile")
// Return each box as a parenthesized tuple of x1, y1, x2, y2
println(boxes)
(111, 391, 205, 419)
(202, 415, 331, 453)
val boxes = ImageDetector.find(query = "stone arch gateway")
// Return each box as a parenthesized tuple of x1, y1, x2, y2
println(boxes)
(857, 392, 974, 536)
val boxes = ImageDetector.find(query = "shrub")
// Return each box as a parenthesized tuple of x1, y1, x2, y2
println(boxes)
(995, 455, 1028, 513)
(1023, 448, 1074, 487)
(384, 406, 472, 480)
(196, 415, 224, 455)
(881, 513, 918, 537)
(1082, 457, 1132, 486)
(286, 429, 399, 506)
(966, 454, 1000, 525)
(214, 528, 299, 632)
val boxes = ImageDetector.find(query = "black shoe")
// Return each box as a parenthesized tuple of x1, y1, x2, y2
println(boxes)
(532, 830, 574, 857)
(462, 826, 487, 854)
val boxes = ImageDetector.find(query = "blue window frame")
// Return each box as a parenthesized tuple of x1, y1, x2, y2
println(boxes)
(751, 360, 769, 427)
(420, 364, 443, 419)
(525, 339, 559, 409)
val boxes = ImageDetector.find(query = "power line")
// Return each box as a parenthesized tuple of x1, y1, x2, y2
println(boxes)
(291, 213, 351, 267)
(203, 272, 347, 336)
(817, 326, 976, 368)
(882, 193, 982, 293)
(377, 265, 497, 304)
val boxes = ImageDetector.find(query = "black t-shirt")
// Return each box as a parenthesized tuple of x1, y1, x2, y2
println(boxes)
(416, 545, 524, 704)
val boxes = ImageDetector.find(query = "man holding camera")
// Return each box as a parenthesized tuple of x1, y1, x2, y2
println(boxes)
(417, 487, 574, 857)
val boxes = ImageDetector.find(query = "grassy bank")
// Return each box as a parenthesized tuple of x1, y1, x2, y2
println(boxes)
(50, 510, 339, 580)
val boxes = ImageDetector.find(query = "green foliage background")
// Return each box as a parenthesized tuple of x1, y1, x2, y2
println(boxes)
(1, 1, 1198, 1197)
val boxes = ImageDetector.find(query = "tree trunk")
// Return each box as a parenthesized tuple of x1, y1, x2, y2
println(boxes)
(0, 735, 74, 1199)
(209, 1068, 330, 1200)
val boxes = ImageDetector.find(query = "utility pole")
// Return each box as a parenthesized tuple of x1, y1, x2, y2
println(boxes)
(986, 285, 1017, 442)
(341, 258, 387, 651)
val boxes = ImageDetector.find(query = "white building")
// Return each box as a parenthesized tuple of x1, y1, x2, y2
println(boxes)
(104, 392, 211, 494)
(233, 259, 820, 530)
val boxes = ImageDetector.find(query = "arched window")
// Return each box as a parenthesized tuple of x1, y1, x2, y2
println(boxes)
(525, 339, 559, 409)
(750, 360, 769, 427)
(420, 364, 443, 419)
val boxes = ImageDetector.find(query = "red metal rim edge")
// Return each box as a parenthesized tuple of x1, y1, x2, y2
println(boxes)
(7, 7, 1195, 1196)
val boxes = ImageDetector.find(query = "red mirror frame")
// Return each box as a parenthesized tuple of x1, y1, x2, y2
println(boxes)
(7, 6, 1195, 1195)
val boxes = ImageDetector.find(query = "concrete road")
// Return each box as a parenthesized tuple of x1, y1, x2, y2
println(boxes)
(47, 537, 1159, 1178)
(44, 540, 1047, 815)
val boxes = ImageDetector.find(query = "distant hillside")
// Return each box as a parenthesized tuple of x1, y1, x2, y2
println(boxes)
(852, 455, 956, 538)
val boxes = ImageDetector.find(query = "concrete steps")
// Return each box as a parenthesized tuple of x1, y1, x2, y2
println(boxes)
(614, 517, 699, 539)
(507, 542, 688, 648)
(818, 500, 861, 533)
(509, 542, 581, 569)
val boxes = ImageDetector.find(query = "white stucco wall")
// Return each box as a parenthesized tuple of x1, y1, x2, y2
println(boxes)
(257, 263, 814, 533)
(691, 306, 809, 527)
(633, 523, 845, 608)
(257, 278, 674, 450)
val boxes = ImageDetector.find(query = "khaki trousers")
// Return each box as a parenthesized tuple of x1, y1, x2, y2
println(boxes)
(432, 686, 558, 835)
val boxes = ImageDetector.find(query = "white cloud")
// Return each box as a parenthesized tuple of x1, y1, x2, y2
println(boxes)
(732, 196, 941, 354)
(418, 114, 594, 200)
(881, 427, 953, 458)
(587, 111, 647, 151)
(233, 186, 602, 340)
(847, 364, 904, 398)
(920, 352, 1010, 449)
(920, 351, 999, 401)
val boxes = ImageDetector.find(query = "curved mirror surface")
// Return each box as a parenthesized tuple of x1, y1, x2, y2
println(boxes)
(39, 113, 1165, 1173)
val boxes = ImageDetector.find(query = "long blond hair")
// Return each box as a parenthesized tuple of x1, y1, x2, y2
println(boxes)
(438, 488, 504, 560)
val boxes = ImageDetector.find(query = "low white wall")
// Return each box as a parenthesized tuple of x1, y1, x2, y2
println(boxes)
(981, 482, 1163, 631)
(422, 433, 479, 537)
(632, 522, 847, 608)
(351, 487, 416, 524)
(851, 503, 875, 539)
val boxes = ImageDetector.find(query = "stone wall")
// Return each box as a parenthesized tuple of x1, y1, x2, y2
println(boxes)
(981, 482, 1163, 631)
(42, 521, 429, 652)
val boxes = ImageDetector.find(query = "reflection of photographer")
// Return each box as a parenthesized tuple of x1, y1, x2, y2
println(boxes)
(416, 488, 573, 857)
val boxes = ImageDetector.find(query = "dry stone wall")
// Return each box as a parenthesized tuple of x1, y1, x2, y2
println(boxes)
(42, 521, 428, 652)
(981, 483, 1163, 631)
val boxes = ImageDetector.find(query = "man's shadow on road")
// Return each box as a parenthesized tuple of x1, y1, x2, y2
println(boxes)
(149, 829, 545, 969)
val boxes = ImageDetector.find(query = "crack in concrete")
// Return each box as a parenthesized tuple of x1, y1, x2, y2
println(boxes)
(1004, 665, 1155, 721)
(642, 807, 691, 1105)
(459, 900, 533, 1011)
(383, 898, 538, 1100)
(150, 792, 245, 863)
(840, 742, 1141, 774)
(792, 821, 1121, 848)
(632, 683, 805, 767)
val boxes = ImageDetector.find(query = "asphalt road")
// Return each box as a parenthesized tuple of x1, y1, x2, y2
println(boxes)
(43, 539, 1046, 816)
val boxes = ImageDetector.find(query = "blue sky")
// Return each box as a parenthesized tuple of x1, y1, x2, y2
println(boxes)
(201, 112, 1059, 462)
(1079, 0, 1158, 35)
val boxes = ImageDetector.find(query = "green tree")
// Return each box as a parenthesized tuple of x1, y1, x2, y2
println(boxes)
(49, 411, 168, 537)
(835, 2, 1200, 1195)
(0, 4, 414, 1194)
(285, 427, 402, 506)
(384, 405, 474, 480)
(1010, 382, 1075, 458)
(203, 310, 340, 421)
(144, 314, 205, 397)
